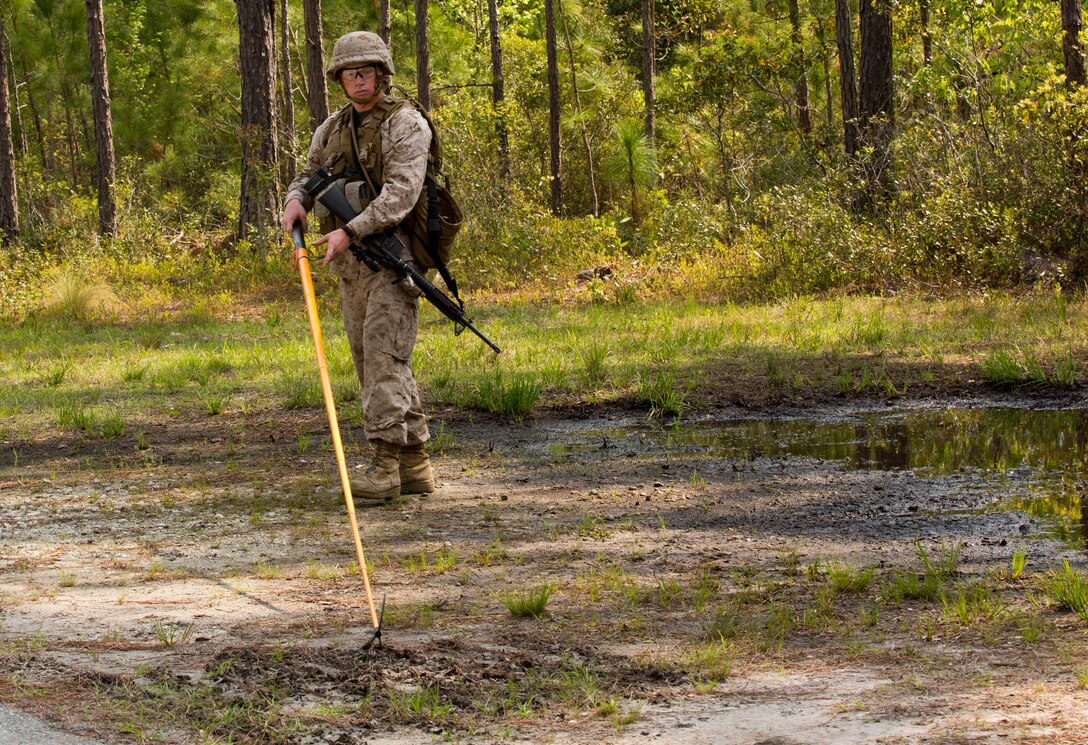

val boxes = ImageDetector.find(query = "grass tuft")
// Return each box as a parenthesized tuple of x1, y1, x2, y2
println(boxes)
(1040, 560, 1088, 620)
(636, 368, 687, 418)
(473, 373, 542, 421)
(502, 583, 554, 619)
(42, 267, 120, 321)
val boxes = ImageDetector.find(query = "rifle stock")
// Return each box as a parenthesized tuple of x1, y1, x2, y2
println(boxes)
(303, 167, 501, 354)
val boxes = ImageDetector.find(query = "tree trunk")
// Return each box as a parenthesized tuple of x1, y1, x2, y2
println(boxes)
(415, 0, 431, 110)
(817, 17, 834, 132)
(10, 12, 48, 173)
(787, 0, 812, 135)
(641, 0, 655, 144)
(302, 0, 328, 131)
(487, 0, 510, 182)
(381, 0, 392, 47)
(834, 0, 858, 157)
(558, 0, 598, 217)
(919, 0, 932, 66)
(84, 0, 116, 238)
(1062, 0, 1086, 88)
(0, 18, 17, 245)
(44, 14, 80, 185)
(545, 0, 562, 214)
(279, 0, 295, 183)
(235, 0, 280, 242)
(3, 27, 26, 159)
(859, 0, 895, 203)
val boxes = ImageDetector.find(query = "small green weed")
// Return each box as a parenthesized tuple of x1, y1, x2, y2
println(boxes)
(576, 511, 609, 539)
(146, 561, 167, 581)
(153, 621, 194, 648)
(474, 374, 543, 421)
(121, 363, 148, 383)
(1017, 613, 1047, 643)
(690, 468, 705, 489)
(827, 562, 874, 593)
(656, 577, 684, 608)
(278, 371, 322, 409)
(388, 684, 455, 721)
(612, 704, 641, 729)
(553, 664, 600, 705)
(1039, 560, 1088, 620)
(502, 583, 554, 619)
(1010, 548, 1027, 580)
(254, 562, 282, 579)
(779, 550, 801, 577)
(918, 539, 961, 580)
(404, 549, 458, 574)
(98, 408, 126, 439)
(939, 582, 1008, 626)
(430, 421, 455, 453)
(884, 570, 941, 603)
(43, 362, 72, 387)
(636, 369, 687, 418)
(198, 388, 232, 415)
(684, 636, 733, 692)
(581, 342, 611, 383)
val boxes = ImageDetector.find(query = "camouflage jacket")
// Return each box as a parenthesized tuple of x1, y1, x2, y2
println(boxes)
(285, 96, 431, 244)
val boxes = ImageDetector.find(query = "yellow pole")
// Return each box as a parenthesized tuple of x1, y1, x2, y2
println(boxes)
(293, 236, 380, 630)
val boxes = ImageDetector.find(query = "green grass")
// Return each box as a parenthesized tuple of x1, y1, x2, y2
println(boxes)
(502, 584, 554, 619)
(153, 621, 195, 648)
(939, 582, 1009, 627)
(403, 549, 458, 574)
(388, 684, 455, 721)
(684, 637, 733, 692)
(826, 562, 874, 593)
(472, 372, 543, 420)
(1039, 560, 1088, 620)
(917, 540, 961, 581)
(4, 291, 1088, 453)
(636, 368, 687, 418)
(981, 347, 1078, 389)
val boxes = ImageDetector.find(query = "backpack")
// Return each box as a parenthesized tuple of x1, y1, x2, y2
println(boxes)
(401, 100, 464, 274)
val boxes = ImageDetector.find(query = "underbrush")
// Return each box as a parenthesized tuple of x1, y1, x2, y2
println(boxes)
(2, 169, 1079, 325)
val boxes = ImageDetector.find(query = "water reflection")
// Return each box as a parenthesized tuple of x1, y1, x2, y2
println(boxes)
(643, 408, 1088, 548)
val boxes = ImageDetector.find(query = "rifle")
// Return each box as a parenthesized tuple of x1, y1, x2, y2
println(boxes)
(302, 166, 501, 354)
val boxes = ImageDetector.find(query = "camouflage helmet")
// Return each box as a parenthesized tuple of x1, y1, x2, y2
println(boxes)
(326, 31, 394, 80)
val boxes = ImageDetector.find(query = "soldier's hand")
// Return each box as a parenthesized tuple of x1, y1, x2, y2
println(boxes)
(282, 199, 307, 234)
(313, 228, 352, 266)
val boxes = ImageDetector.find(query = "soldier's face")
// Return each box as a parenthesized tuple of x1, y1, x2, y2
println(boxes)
(342, 65, 379, 105)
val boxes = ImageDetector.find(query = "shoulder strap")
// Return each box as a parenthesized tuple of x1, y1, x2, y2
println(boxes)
(349, 96, 407, 194)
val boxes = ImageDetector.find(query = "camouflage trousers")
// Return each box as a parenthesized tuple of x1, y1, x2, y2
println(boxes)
(336, 253, 429, 447)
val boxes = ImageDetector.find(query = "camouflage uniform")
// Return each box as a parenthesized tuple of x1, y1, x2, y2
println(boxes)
(285, 105, 432, 448)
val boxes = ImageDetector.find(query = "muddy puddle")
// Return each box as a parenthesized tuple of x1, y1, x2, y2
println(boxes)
(523, 405, 1088, 550)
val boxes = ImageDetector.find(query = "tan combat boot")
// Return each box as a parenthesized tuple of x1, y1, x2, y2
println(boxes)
(350, 441, 401, 505)
(399, 443, 435, 495)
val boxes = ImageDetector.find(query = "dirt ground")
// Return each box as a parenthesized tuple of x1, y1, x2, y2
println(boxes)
(3, 394, 1088, 744)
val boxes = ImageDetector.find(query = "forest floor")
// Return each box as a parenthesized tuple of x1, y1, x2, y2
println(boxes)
(3, 383, 1088, 744)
